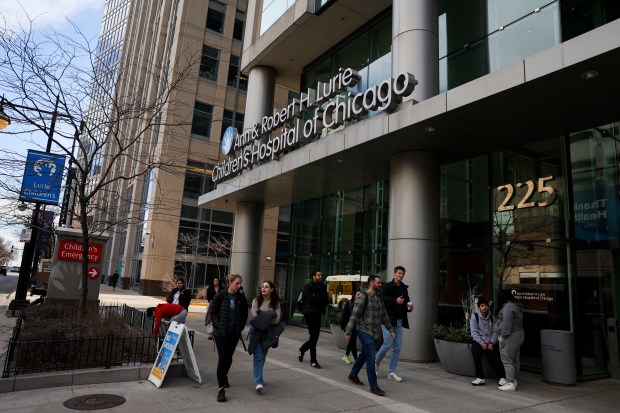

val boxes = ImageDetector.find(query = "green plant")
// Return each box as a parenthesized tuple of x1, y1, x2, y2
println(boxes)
(429, 322, 472, 344)
(328, 307, 342, 324)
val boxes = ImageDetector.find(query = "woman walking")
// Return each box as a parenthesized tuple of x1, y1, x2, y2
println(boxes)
(248, 281, 283, 394)
(496, 291, 524, 392)
(210, 274, 248, 402)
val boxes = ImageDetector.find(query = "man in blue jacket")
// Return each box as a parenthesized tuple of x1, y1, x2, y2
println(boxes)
(375, 266, 413, 382)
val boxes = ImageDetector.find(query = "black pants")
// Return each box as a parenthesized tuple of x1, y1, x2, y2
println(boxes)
(471, 341, 505, 379)
(300, 312, 322, 363)
(345, 330, 358, 359)
(214, 331, 240, 388)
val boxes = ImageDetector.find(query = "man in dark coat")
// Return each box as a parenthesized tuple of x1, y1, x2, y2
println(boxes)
(298, 269, 329, 368)
(375, 265, 413, 382)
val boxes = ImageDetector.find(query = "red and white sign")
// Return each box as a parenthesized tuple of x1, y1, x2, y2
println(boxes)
(20, 228, 32, 243)
(87, 267, 100, 279)
(57, 240, 103, 263)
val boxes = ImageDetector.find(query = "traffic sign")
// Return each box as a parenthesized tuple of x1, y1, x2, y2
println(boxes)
(87, 267, 100, 279)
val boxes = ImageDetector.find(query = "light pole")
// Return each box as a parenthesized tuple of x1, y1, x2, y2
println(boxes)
(0, 95, 73, 313)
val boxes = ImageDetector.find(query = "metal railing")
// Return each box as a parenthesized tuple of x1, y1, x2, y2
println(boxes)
(2, 304, 194, 377)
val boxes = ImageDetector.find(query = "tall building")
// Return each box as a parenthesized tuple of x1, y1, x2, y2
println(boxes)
(199, 0, 620, 380)
(99, 0, 276, 295)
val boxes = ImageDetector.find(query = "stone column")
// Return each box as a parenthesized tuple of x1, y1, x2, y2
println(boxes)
(388, 151, 440, 362)
(231, 201, 265, 293)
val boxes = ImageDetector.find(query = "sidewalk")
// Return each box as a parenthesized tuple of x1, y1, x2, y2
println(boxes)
(1, 285, 619, 412)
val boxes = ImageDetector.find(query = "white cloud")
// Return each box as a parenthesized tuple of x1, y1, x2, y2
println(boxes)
(3, 0, 104, 31)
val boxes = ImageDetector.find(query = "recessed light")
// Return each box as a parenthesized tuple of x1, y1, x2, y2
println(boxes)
(581, 70, 598, 80)
(335, 159, 343, 163)
(424, 126, 435, 132)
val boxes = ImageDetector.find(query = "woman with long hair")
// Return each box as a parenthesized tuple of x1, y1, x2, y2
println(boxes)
(206, 277, 221, 302)
(166, 277, 191, 310)
(210, 274, 248, 402)
(250, 281, 281, 394)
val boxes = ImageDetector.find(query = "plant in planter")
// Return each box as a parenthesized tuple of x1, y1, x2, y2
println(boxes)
(328, 306, 347, 349)
(430, 285, 497, 377)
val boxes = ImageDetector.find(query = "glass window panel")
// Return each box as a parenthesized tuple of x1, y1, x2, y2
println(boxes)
(181, 205, 198, 219)
(487, 0, 557, 33)
(227, 55, 247, 90)
(199, 45, 219, 81)
(438, 0, 485, 58)
(233, 10, 245, 41)
(191, 102, 213, 139)
(439, 40, 487, 93)
(488, 4, 561, 72)
(212, 210, 234, 224)
(206, 1, 226, 33)
(260, 0, 294, 35)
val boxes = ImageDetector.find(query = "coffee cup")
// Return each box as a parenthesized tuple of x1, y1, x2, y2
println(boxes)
(407, 302, 413, 310)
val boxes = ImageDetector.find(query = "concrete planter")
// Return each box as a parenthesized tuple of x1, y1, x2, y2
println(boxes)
(433, 339, 498, 377)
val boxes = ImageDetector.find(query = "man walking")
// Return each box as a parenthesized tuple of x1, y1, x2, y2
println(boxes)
(345, 274, 395, 396)
(375, 265, 413, 382)
(298, 269, 329, 368)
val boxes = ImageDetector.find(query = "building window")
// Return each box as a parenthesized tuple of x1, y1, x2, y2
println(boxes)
(233, 10, 245, 41)
(206, 1, 226, 33)
(199, 45, 219, 81)
(184, 161, 216, 199)
(222, 110, 245, 137)
(260, 0, 295, 35)
(191, 102, 213, 140)
(227, 55, 247, 91)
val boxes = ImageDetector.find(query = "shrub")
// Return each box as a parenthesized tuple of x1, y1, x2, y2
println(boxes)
(429, 322, 472, 344)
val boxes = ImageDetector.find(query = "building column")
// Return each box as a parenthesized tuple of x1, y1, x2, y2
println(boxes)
(388, 151, 439, 362)
(231, 65, 276, 292)
(392, 0, 438, 103)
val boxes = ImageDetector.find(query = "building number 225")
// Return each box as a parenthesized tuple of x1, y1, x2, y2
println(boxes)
(496, 176, 557, 211)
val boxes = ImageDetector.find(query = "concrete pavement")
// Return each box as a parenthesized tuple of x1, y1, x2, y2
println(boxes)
(1, 284, 619, 412)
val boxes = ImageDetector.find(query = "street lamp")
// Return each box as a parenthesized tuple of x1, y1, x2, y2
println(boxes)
(0, 95, 73, 313)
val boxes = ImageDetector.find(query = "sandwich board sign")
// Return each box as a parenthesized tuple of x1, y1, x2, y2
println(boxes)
(148, 322, 201, 388)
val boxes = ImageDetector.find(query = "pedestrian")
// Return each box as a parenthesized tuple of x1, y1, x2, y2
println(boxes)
(167, 277, 191, 310)
(111, 270, 119, 291)
(341, 288, 362, 364)
(210, 274, 248, 402)
(298, 269, 329, 368)
(204, 277, 222, 340)
(146, 303, 187, 336)
(496, 291, 524, 391)
(375, 265, 413, 382)
(470, 296, 505, 386)
(248, 280, 284, 394)
(345, 274, 395, 397)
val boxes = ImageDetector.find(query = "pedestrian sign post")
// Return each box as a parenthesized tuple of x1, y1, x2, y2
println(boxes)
(148, 322, 201, 388)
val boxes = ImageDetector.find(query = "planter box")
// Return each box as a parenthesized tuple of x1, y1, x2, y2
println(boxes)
(433, 339, 498, 377)
(330, 324, 347, 349)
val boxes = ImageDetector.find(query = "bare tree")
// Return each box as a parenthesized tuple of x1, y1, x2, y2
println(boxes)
(0, 16, 199, 314)
(0, 236, 16, 265)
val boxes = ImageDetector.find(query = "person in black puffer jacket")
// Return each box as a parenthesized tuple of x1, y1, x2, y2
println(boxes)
(210, 274, 248, 402)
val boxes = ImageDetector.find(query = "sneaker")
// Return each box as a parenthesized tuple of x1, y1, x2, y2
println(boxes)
(387, 372, 403, 382)
(311, 362, 321, 369)
(498, 382, 517, 392)
(498, 378, 507, 386)
(256, 384, 264, 393)
(342, 355, 352, 364)
(217, 388, 226, 402)
(348, 374, 364, 386)
(298, 349, 304, 362)
(471, 378, 486, 386)
(370, 386, 386, 396)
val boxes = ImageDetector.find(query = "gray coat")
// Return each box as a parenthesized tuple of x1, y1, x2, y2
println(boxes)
(496, 302, 523, 339)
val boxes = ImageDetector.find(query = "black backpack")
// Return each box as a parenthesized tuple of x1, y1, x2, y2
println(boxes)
(340, 299, 353, 331)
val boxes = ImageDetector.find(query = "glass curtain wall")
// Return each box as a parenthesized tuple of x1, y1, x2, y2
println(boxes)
(285, 182, 389, 325)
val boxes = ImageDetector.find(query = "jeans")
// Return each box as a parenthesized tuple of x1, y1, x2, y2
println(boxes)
(171, 309, 188, 325)
(471, 341, 505, 379)
(300, 313, 322, 363)
(375, 319, 402, 373)
(214, 331, 240, 388)
(253, 342, 268, 385)
(351, 331, 377, 389)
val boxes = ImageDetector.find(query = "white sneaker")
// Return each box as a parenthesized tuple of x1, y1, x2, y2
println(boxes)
(342, 355, 352, 364)
(471, 378, 486, 386)
(256, 384, 264, 393)
(387, 372, 403, 382)
(498, 382, 517, 392)
(498, 378, 507, 386)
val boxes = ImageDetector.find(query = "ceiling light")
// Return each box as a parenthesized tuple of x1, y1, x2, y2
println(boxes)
(581, 70, 598, 80)
(424, 126, 435, 132)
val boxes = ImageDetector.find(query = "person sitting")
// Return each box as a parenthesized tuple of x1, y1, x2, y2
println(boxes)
(470, 297, 505, 386)
(146, 303, 187, 336)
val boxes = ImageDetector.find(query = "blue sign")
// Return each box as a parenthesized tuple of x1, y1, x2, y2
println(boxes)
(221, 126, 237, 155)
(19, 150, 66, 205)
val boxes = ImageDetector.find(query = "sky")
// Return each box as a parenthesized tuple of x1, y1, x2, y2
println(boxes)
(0, 0, 105, 264)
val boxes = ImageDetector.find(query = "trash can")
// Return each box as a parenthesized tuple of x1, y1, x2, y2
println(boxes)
(540, 330, 576, 385)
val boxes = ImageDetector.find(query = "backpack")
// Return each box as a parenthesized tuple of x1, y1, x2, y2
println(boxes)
(296, 290, 304, 312)
(340, 299, 353, 331)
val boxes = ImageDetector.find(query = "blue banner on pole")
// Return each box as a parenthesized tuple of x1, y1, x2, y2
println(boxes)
(19, 150, 66, 205)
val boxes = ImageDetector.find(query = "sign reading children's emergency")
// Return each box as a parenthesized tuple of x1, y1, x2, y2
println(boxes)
(57, 240, 103, 263)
